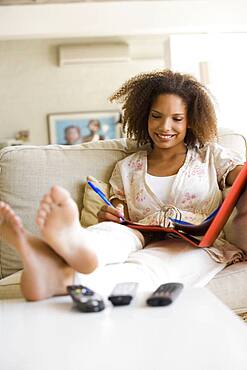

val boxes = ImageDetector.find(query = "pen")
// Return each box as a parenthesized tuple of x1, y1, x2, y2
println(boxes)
(169, 205, 221, 226)
(87, 181, 125, 222)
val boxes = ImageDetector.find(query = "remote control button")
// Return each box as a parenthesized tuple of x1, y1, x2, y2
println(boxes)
(81, 287, 94, 296)
(67, 285, 105, 313)
(146, 283, 183, 307)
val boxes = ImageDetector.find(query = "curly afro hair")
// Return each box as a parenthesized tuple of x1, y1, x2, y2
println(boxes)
(109, 69, 217, 147)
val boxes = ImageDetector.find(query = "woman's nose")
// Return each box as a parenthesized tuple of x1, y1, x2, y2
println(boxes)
(160, 118, 172, 131)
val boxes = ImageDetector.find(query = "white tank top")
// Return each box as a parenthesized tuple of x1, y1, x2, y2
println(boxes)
(146, 173, 176, 203)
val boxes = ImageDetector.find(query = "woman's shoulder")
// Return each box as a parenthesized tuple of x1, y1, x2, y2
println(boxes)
(191, 141, 244, 164)
(192, 142, 231, 156)
(117, 150, 147, 167)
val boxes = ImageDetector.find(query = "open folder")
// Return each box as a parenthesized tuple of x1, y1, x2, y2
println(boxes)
(124, 162, 247, 248)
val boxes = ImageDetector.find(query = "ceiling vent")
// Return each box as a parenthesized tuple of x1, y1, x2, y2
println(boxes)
(58, 43, 130, 65)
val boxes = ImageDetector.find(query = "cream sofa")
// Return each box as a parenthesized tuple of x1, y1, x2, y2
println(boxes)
(0, 128, 246, 314)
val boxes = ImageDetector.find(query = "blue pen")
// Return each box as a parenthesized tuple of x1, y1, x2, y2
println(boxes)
(87, 181, 125, 222)
(169, 205, 221, 226)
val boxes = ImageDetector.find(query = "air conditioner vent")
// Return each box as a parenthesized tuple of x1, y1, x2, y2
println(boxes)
(58, 43, 130, 65)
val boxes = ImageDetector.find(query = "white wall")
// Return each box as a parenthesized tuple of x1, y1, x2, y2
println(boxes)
(0, 38, 165, 144)
(168, 33, 247, 135)
(1, 1, 247, 40)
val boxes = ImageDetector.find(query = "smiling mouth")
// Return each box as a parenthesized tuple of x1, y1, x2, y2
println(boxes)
(156, 133, 176, 140)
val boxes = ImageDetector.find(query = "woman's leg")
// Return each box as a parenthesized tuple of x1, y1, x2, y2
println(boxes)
(36, 186, 144, 273)
(127, 237, 226, 288)
(0, 186, 144, 300)
(73, 237, 226, 298)
(0, 202, 74, 301)
(231, 188, 247, 253)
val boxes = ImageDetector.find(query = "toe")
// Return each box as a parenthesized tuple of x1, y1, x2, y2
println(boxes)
(37, 209, 47, 220)
(41, 194, 53, 206)
(39, 201, 52, 214)
(2, 204, 13, 221)
(50, 186, 71, 206)
(0, 203, 23, 232)
(10, 214, 24, 232)
(36, 208, 48, 229)
(36, 215, 45, 229)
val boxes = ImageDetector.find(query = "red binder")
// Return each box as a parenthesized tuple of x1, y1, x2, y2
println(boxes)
(124, 162, 247, 248)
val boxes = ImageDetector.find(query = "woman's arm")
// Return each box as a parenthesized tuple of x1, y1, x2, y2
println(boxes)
(226, 165, 244, 186)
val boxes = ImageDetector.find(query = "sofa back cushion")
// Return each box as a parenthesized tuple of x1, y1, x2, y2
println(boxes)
(0, 139, 136, 278)
(0, 130, 246, 278)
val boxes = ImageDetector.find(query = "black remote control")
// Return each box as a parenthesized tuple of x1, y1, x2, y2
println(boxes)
(108, 282, 138, 306)
(146, 282, 184, 307)
(67, 285, 105, 313)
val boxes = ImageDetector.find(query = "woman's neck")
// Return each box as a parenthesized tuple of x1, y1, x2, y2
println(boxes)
(147, 143, 187, 177)
(149, 142, 187, 161)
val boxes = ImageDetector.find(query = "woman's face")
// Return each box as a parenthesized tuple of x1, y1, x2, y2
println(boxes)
(148, 93, 188, 151)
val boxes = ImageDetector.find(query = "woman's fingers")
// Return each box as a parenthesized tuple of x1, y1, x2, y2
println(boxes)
(97, 205, 124, 223)
(115, 203, 124, 215)
(104, 205, 124, 218)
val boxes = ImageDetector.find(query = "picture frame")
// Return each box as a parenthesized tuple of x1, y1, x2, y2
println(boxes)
(47, 111, 122, 145)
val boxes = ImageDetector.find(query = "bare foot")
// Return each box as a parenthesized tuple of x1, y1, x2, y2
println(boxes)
(36, 186, 98, 274)
(0, 201, 24, 247)
(0, 202, 73, 301)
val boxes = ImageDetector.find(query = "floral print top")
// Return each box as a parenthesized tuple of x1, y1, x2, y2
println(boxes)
(109, 143, 245, 264)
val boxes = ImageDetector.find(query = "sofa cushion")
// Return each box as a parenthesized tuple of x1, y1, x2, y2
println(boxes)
(0, 271, 23, 299)
(80, 176, 110, 227)
(207, 261, 247, 314)
(217, 130, 246, 157)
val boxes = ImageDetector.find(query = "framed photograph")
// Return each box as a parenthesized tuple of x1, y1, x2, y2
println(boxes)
(47, 111, 121, 145)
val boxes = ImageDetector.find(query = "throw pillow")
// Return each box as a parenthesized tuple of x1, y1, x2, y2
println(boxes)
(80, 175, 110, 227)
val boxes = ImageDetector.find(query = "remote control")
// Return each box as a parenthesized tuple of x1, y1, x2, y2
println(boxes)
(146, 282, 183, 307)
(67, 285, 105, 313)
(108, 282, 138, 306)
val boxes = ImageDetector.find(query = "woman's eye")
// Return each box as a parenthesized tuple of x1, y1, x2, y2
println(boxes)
(151, 114, 160, 119)
(173, 117, 183, 122)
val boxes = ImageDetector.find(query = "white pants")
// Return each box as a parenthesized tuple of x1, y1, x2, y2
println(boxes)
(74, 222, 226, 295)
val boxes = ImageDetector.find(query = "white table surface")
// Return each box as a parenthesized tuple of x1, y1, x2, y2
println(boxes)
(1, 287, 247, 370)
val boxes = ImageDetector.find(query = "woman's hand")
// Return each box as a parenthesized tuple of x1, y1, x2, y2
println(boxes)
(97, 203, 125, 223)
(226, 165, 244, 186)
